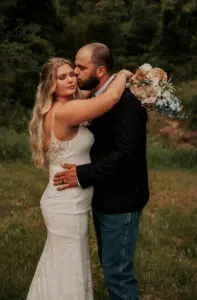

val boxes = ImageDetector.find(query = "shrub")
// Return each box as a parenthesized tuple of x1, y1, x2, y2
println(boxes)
(186, 95, 197, 130)
(0, 128, 30, 162)
(0, 102, 31, 132)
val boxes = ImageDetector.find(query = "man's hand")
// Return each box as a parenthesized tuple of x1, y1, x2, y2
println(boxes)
(53, 164, 78, 191)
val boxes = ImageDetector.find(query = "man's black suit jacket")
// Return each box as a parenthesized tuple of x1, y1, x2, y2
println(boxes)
(77, 89, 149, 214)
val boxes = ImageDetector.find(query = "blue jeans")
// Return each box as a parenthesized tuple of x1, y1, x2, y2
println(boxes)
(93, 210, 142, 300)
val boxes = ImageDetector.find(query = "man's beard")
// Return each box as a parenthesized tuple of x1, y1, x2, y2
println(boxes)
(78, 75, 99, 90)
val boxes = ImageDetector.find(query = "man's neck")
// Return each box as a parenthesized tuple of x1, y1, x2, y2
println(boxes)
(93, 73, 111, 93)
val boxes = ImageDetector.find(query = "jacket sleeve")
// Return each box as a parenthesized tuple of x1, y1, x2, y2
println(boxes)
(76, 92, 147, 189)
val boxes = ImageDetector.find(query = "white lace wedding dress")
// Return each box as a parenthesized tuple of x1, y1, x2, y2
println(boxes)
(27, 110, 94, 300)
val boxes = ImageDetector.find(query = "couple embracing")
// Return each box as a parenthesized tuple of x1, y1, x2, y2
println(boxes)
(27, 43, 149, 300)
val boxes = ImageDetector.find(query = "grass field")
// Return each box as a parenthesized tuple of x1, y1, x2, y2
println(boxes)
(0, 161, 197, 300)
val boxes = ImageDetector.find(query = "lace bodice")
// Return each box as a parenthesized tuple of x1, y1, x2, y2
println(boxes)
(46, 108, 94, 167)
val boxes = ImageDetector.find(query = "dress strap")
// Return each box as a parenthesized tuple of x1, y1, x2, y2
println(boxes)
(51, 108, 56, 135)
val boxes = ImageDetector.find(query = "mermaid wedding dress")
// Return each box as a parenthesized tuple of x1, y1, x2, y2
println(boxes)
(27, 110, 94, 300)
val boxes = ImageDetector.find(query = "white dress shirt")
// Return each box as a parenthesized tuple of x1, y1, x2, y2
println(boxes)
(93, 75, 115, 97)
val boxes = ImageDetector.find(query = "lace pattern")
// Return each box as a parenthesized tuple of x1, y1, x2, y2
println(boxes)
(46, 130, 73, 164)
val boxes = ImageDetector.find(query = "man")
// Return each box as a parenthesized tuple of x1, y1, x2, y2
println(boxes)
(54, 43, 149, 299)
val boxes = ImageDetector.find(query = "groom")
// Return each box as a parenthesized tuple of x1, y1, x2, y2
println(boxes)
(54, 43, 149, 299)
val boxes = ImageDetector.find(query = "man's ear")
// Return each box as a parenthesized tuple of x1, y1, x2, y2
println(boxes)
(96, 65, 107, 79)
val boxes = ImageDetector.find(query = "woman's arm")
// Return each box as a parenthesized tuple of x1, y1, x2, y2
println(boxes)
(57, 70, 132, 126)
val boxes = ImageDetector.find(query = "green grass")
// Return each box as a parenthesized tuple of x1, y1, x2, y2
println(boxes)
(0, 162, 197, 300)
(147, 141, 197, 170)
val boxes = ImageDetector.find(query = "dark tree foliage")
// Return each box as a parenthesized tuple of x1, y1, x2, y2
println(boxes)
(0, 0, 197, 110)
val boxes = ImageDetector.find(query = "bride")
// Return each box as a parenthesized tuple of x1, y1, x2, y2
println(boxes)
(27, 57, 132, 299)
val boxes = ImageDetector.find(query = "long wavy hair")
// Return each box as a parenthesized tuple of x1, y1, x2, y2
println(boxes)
(29, 57, 74, 169)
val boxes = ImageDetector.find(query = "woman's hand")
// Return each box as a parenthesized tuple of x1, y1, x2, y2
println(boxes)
(117, 69, 134, 79)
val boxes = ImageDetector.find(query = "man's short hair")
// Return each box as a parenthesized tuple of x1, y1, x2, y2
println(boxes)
(90, 43, 114, 71)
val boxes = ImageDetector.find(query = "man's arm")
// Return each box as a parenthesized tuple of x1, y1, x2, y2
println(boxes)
(77, 92, 147, 189)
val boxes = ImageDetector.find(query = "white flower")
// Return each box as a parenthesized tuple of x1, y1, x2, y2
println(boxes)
(139, 63, 152, 71)
(157, 87, 162, 98)
(156, 99, 163, 106)
(163, 90, 171, 99)
(169, 101, 175, 110)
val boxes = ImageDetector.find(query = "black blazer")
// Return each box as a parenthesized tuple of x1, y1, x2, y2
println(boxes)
(77, 89, 149, 213)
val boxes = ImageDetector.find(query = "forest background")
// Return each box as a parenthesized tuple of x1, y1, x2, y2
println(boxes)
(0, 1, 197, 299)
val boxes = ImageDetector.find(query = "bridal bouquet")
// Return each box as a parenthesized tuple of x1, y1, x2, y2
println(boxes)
(127, 63, 183, 117)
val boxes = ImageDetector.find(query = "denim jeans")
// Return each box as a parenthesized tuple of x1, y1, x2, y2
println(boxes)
(93, 210, 142, 300)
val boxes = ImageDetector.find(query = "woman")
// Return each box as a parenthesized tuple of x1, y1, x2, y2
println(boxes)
(27, 57, 132, 299)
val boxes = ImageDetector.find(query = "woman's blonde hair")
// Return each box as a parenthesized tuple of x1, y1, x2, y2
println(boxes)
(29, 57, 74, 169)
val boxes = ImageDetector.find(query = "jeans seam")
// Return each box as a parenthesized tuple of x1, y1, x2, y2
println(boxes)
(119, 213, 131, 300)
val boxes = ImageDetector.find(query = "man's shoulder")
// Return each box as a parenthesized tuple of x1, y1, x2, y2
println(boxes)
(118, 88, 142, 109)
(121, 88, 132, 98)
(121, 88, 137, 101)
(115, 88, 148, 120)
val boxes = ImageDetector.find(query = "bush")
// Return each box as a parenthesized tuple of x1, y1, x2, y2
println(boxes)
(0, 128, 30, 162)
(0, 102, 31, 132)
(186, 95, 197, 130)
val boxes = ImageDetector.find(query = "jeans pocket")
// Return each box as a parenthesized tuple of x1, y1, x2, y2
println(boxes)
(122, 211, 142, 225)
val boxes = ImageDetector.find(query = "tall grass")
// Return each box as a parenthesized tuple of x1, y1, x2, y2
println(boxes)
(147, 144, 197, 170)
